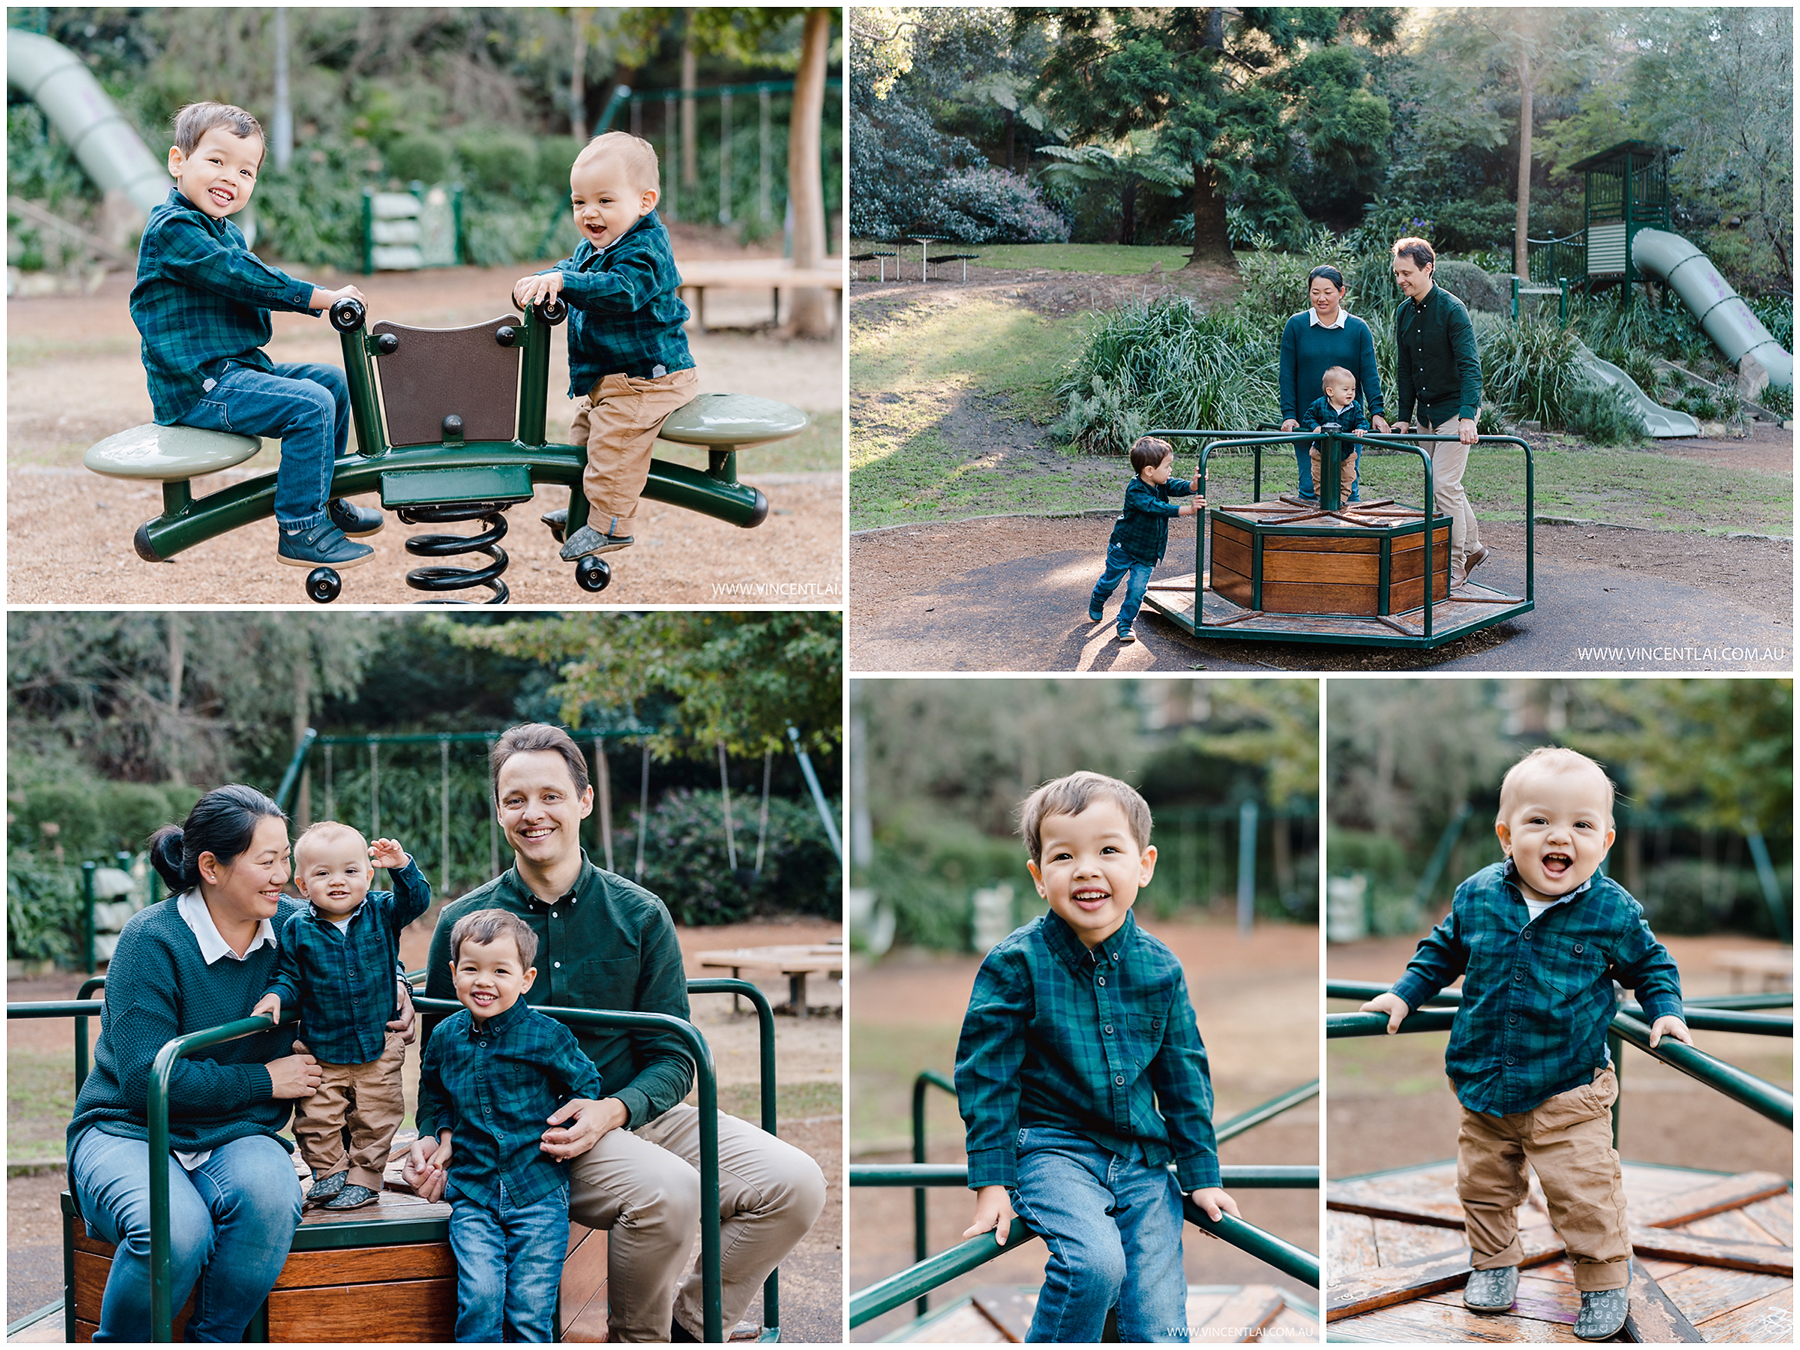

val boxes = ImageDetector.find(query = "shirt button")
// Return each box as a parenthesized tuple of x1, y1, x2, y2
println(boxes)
(1097, 976, 1106, 987)
(1505, 1056, 1515, 1065)
(1508, 1015, 1517, 1025)
(1514, 972, 1523, 981)
(1574, 943, 1585, 954)
(554, 962, 561, 969)
(1104, 1025, 1114, 1035)
(1115, 1076, 1125, 1086)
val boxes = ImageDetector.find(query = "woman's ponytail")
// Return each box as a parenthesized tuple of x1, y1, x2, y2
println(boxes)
(146, 785, 287, 896)
(147, 825, 196, 893)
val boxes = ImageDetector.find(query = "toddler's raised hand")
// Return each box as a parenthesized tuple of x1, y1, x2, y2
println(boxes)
(1648, 1015, 1693, 1049)
(512, 271, 564, 310)
(251, 992, 281, 1024)
(962, 1184, 1017, 1247)
(369, 838, 410, 871)
(1360, 991, 1411, 1034)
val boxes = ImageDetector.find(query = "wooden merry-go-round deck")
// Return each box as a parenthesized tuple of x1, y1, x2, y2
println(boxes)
(881, 1282, 1318, 1342)
(1327, 1160, 1792, 1342)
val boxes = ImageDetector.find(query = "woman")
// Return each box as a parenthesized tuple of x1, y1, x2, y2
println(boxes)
(1278, 265, 1389, 501)
(66, 785, 318, 1341)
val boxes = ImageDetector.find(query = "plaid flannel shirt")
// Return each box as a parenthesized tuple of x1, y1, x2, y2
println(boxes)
(263, 859, 432, 1066)
(417, 999, 602, 1210)
(130, 187, 321, 424)
(1300, 394, 1368, 446)
(955, 910, 1220, 1193)
(1106, 475, 1197, 567)
(1391, 859, 1684, 1116)
(543, 210, 694, 395)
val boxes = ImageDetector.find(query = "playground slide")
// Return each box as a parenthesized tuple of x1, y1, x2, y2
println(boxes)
(1632, 226, 1792, 390)
(1576, 343, 1700, 438)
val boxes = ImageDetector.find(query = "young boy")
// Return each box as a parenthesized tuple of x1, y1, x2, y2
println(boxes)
(956, 771, 1239, 1344)
(252, 824, 431, 1209)
(408, 910, 602, 1343)
(512, 131, 698, 563)
(1088, 437, 1204, 645)
(1300, 365, 1366, 508)
(131, 102, 382, 569)
(1361, 747, 1692, 1341)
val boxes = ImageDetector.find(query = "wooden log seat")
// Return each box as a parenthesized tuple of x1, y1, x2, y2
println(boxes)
(83, 424, 263, 482)
(1210, 502, 1450, 617)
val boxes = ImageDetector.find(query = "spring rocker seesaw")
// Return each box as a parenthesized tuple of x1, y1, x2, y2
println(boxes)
(83, 295, 808, 603)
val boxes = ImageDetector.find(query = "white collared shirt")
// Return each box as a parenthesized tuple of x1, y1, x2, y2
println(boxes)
(1307, 306, 1349, 329)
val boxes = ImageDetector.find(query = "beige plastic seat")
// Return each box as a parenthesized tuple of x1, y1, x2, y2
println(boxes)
(83, 424, 262, 480)
(658, 392, 809, 448)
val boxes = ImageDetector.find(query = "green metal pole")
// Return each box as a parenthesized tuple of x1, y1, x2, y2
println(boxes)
(1411, 803, 1471, 914)
(849, 1220, 1036, 1328)
(273, 727, 317, 814)
(1609, 1012, 1793, 1131)
(787, 726, 843, 862)
(81, 861, 96, 975)
(75, 978, 105, 1094)
(1181, 1202, 1320, 1287)
(331, 300, 387, 459)
(851, 1163, 1319, 1188)
(1215, 1079, 1320, 1143)
(1236, 799, 1257, 939)
(910, 1069, 954, 1315)
(1326, 1008, 1458, 1038)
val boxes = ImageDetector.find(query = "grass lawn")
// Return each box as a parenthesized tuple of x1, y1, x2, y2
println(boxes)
(7, 1050, 77, 1164)
(855, 241, 1192, 276)
(849, 1021, 963, 1155)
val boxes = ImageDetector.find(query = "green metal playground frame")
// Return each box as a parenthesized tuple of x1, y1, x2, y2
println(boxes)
(1140, 430, 1535, 650)
(9, 976, 786, 1343)
(846, 1072, 1322, 1335)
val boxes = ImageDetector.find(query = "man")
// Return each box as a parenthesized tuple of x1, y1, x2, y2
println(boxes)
(1388, 237, 1489, 584)
(405, 723, 826, 1342)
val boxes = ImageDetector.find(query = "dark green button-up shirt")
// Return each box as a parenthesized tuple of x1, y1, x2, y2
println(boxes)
(423, 854, 692, 1130)
(1392, 283, 1482, 428)
(1391, 859, 1683, 1117)
(955, 910, 1220, 1193)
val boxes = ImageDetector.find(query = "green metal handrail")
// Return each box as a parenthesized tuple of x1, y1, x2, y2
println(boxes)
(909, 1069, 956, 1314)
(852, 1163, 1318, 1188)
(1327, 978, 1793, 1013)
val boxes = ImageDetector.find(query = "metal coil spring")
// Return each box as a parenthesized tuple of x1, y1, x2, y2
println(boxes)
(397, 503, 511, 604)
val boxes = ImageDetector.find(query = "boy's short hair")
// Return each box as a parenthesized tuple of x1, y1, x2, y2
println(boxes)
(450, 908, 540, 969)
(1128, 436, 1175, 475)
(575, 131, 660, 193)
(1392, 236, 1436, 270)
(490, 722, 590, 798)
(293, 820, 365, 870)
(1497, 746, 1617, 825)
(1019, 771, 1154, 864)
(1321, 366, 1356, 390)
(173, 102, 266, 168)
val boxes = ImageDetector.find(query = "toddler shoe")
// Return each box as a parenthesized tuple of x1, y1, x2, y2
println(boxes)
(559, 523, 634, 561)
(327, 497, 385, 538)
(1574, 1287, 1628, 1341)
(1462, 1264, 1518, 1312)
(322, 1183, 381, 1211)
(541, 506, 569, 542)
(278, 521, 374, 569)
(1118, 627, 1136, 644)
(305, 1170, 348, 1206)
(1088, 604, 1105, 623)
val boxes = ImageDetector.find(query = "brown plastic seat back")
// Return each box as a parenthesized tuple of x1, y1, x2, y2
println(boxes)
(372, 315, 522, 447)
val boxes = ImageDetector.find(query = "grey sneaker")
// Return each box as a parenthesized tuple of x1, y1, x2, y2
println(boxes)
(321, 1182, 380, 1211)
(559, 523, 634, 561)
(1574, 1287, 1629, 1341)
(305, 1170, 348, 1206)
(278, 520, 374, 568)
(541, 507, 569, 542)
(1463, 1264, 1518, 1312)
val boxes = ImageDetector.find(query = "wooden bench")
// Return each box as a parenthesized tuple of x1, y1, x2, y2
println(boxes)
(1716, 949, 1795, 992)
(674, 258, 847, 331)
(694, 944, 843, 1019)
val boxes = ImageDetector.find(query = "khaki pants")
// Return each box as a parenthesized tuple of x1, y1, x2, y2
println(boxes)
(1307, 444, 1359, 507)
(292, 1032, 407, 1191)
(569, 367, 702, 537)
(569, 1103, 827, 1341)
(1456, 1067, 1630, 1292)
(1419, 417, 1481, 575)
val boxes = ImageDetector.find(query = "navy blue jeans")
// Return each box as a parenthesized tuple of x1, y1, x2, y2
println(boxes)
(1011, 1128, 1189, 1343)
(448, 1180, 570, 1342)
(69, 1126, 301, 1342)
(177, 362, 350, 530)
(1090, 542, 1155, 636)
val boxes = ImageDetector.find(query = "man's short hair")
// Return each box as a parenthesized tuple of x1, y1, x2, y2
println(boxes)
(1497, 746, 1617, 825)
(450, 908, 540, 969)
(1392, 236, 1436, 271)
(490, 722, 590, 798)
(293, 820, 365, 869)
(1321, 366, 1356, 390)
(173, 102, 266, 168)
(1019, 771, 1154, 864)
(575, 131, 660, 193)
(1129, 436, 1175, 475)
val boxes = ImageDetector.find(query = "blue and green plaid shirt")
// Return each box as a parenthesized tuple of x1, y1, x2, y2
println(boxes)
(956, 910, 1220, 1193)
(1107, 475, 1198, 567)
(542, 210, 694, 395)
(130, 187, 321, 423)
(1391, 859, 1684, 1117)
(417, 998, 602, 1210)
(263, 859, 432, 1066)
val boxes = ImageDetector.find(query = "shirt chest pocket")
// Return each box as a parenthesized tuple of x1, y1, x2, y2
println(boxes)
(570, 956, 640, 1009)
(1540, 937, 1610, 999)
(1120, 1011, 1168, 1067)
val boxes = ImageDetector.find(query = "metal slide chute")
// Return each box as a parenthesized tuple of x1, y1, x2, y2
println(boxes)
(1632, 226, 1792, 390)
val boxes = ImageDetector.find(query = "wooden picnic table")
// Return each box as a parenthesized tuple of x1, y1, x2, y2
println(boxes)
(1715, 949, 1794, 992)
(694, 943, 843, 1019)
(674, 257, 846, 332)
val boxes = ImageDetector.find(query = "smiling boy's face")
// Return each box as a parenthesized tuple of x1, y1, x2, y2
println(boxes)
(569, 150, 657, 250)
(1496, 760, 1616, 905)
(169, 125, 262, 219)
(294, 826, 372, 920)
(1027, 798, 1156, 948)
(452, 934, 537, 1024)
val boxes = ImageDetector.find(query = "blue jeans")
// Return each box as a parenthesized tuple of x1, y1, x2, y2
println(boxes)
(177, 362, 350, 530)
(69, 1126, 301, 1342)
(1294, 443, 1360, 502)
(1090, 542, 1155, 636)
(448, 1181, 570, 1342)
(1012, 1128, 1189, 1343)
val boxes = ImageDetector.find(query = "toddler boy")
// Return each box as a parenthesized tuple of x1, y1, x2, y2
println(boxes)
(1088, 437, 1204, 644)
(131, 102, 382, 569)
(253, 823, 430, 1209)
(1299, 366, 1366, 508)
(409, 910, 601, 1343)
(1361, 747, 1691, 1341)
(956, 771, 1238, 1343)
(513, 131, 698, 562)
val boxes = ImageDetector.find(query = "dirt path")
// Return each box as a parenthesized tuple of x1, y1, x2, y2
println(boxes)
(851, 260, 1243, 320)
(8, 257, 842, 606)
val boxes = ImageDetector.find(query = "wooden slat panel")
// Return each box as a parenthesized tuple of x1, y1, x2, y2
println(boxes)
(74, 1320, 99, 1343)
(969, 1285, 1034, 1342)
(1622, 1263, 1708, 1342)
(1327, 1211, 1380, 1277)
(1373, 1218, 1470, 1266)
(1418, 1263, 1574, 1326)
(904, 1302, 1012, 1342)
(1388, 544, 1451, 585)
(1328, 1179, 1466, 1229)
(1204, 1286, 1284, 1341)
(1742, 1194, 1794, 1247)
(1628, 1225, 1792, 1275)
(1212, 562, 1253, 608)
(1261, 549, 1380, 584)
(561, 1223, 610, 1318)
(72, 1250, 194, 1336)
(1212, 519, 1252, 552)
(1637, 1172, 1791, 1227)
(272, 1241, 456, 1289)
(1332, 1296, 1569, 1342)
(1691, 1285, 1795, 1342)
(1655, 1263, 1790, 1326)
(562, 1296, 613, 1344)
(1682, 1208, 1787, 1245)
(265, 1276, 456, 1342)
(1326, 1227, 1564, 1320)
(1210, 532, 1253, 578)
(1261, 533, 1383, 554)
(1265, 1306, 1320, 1340)
(1390, 570, 1450, 610)
(1388, 524, 1451, 554)
(1260, 580, 1381, 614)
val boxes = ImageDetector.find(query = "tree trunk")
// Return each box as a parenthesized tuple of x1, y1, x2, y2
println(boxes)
(784, 8, 834, 338)
(1514, 49, 1532, 278)
(680, 14, 698, 189)
(1120, 181, 1137, 246)
(166, 615, 186, 786)
(1003, 107, 1015, 173)
(293, 656, 311, 828)
(570, 8, 588, 140)
(1184, 166, 1234, 268)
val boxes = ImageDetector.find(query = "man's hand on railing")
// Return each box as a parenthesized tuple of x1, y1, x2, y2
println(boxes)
(540, 1096, 627, 1160)
(1188, 1186, 1241, 1226)
(1649, 1015, 1694, 1049)
(962, 1184, 1017, 1246)
(1359, 991, 1411, 1034)
(267, 1052, 322, 1100)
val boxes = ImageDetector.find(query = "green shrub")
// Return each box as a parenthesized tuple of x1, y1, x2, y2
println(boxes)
(9, 780, 184, 861)
(1639, 860, 1790, 938)
(1432, 260, 1505, 314)
(454, 133, 539, 197)
(7, 859, 83, 963)
(537, 137, 584, 195)
(867, 816, 1024, 951)
(1747, 293, 1794, 351)
(1758, 381, 1792, 417)
(386, 134, 452, 186)
(1481, 317, 1591, 429)
(639, 789, 839, 925)
(1563, 383, 1647, 446)
(1475, 402, 1509, 436)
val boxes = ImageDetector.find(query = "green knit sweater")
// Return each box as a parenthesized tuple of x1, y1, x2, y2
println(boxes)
(69, 895, 303, 1156)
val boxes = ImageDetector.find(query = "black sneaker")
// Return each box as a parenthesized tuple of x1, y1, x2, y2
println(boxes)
(327, 497, 385, 538)
(278, 520, 374, 569)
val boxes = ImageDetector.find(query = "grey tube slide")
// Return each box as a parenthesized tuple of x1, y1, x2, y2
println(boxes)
(1632, 227, 1792, 390)
(7, 29, 169, 218)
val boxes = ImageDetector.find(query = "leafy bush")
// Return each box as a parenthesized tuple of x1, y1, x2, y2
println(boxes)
(868, 817, 1024, 951)
(848, 93, 982, 240)
(454, 133, 540, 197)
(537, 136, 584, 195)
(1747, 293, 1794, 352)
(938, 168, 1070, 244)
(1639, 860, 1790, 938)
(1431, 260, 1506, 314)
(7, 859, 83, 964)
(1563, 383, 1647, 447)
(1758, 381, 1792, 417)
(639, 789, 839, 925)
(1475, 402, 1509, 436)
(386, 134, 453, 186)
(1480, 317, 1591, 429)
(9, 780, 187, 860)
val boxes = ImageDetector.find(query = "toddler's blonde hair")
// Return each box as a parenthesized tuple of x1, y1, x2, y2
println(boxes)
(575, 131, 660, 194)
(1497, 746, 1617, 825)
